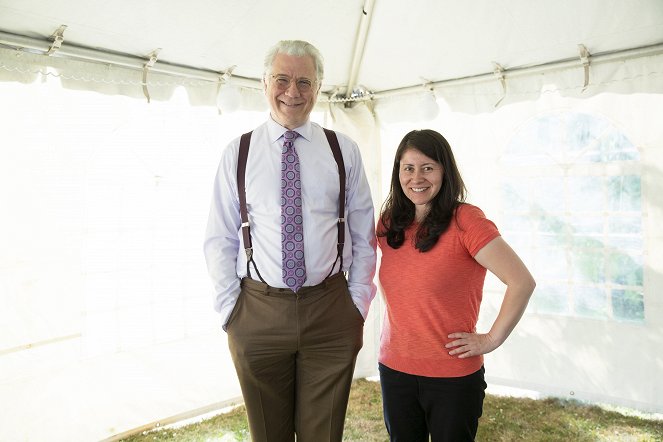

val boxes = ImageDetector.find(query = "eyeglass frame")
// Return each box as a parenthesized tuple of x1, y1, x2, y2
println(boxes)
(267, 74, 319, 93)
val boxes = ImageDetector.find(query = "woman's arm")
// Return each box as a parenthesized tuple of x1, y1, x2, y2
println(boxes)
(446, 236, 536, 358)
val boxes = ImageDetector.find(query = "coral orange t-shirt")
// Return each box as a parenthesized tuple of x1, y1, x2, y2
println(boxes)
(377, 203, 500, 377)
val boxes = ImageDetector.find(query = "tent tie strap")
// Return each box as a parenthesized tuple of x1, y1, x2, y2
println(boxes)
(578, 44, 591, 91)
(142, 48, 161, 103)
(216, 65, 238, 114)
(47, 25, 67, 56)
(492, 61, 506, 107)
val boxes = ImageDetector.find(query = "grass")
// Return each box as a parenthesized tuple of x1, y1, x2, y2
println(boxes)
(121, 379, 663, 442)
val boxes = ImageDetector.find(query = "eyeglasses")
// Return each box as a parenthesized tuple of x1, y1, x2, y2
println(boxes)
(269, 74, 317, 93)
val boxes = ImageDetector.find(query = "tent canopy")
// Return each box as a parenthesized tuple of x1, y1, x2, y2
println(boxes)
(2, 2, 663, 441)
(2, 0, 663, 101)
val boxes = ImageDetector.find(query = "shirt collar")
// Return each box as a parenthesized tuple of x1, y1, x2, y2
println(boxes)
(267, 115, 312, 144)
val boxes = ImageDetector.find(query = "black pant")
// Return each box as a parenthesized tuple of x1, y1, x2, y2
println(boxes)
(379, 363, 486, 442)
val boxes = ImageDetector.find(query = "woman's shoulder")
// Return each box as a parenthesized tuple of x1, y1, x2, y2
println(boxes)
(455, 202, 487, 220)
(455, 203, 499, 241)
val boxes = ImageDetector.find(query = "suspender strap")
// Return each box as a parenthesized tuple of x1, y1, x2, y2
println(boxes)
(237, 131, 252, 254)
(237, 128, 346, 282)
(237, 131, 266, 282)
(323, 128, 346, 277)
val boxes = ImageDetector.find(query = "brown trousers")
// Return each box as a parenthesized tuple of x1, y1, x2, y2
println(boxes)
(226, 273, 364, 442)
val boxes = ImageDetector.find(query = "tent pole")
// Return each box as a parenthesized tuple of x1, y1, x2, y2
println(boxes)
(2, 30, 662, 103)
(371, 42, 663, 100)
(0, 30, 261, 88)
(344, 0, 376, 100)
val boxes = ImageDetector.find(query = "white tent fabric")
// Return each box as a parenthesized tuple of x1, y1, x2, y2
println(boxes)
(1, 1, 663, 441)
(2, 0, 663, 108)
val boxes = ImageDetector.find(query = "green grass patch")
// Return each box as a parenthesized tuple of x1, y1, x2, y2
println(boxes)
(121, 379, 663, 442)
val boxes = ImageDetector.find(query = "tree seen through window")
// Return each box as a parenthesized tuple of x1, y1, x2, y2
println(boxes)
(500, 112, 644, 322)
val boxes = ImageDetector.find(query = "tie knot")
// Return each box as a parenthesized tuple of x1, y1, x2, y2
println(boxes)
(284, 130, 298, 141)
(282, 131, 299, 152)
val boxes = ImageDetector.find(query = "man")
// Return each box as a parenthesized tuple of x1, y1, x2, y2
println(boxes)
(204, 40, 377, 442)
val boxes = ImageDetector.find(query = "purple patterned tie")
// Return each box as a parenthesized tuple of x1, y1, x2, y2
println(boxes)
(281, 131, 306, 292)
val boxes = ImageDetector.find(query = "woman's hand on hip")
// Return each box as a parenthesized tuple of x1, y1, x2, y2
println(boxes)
(445, 332, 500, 358)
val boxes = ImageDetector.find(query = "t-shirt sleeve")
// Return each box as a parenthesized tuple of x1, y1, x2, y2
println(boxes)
(457, 204, 500, 257)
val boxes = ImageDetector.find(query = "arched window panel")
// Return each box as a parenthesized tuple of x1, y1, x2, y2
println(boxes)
(500, 112, 644, 323)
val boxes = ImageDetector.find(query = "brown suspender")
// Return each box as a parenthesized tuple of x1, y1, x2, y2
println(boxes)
(237, 129, 346, 282)
(237, 131, 262, 281)
(323, 128, 346, 277)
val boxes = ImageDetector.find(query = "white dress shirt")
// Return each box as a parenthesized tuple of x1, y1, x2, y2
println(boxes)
(204, 117, 377, 327)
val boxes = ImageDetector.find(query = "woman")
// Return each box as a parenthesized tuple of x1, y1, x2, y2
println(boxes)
(377, 129, 536, 442)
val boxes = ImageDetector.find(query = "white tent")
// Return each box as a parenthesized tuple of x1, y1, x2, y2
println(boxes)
(1, 1, 662, 440)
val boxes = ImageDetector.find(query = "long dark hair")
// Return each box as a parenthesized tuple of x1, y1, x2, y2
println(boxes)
(378, 129, 467, 252)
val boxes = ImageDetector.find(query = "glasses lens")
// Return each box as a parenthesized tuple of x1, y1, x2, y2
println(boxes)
(272, 75, 314, 92)
(273, 75, 290, 89)
(296, 79, 312, 92)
